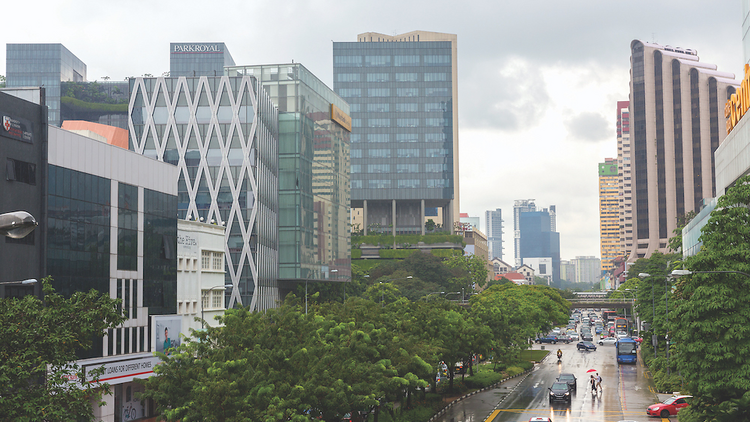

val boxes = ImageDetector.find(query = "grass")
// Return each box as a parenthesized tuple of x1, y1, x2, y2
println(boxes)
(520, 349, 549, 362)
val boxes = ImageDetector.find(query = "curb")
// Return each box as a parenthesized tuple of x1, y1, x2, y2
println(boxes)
(427, 366, 536, 422)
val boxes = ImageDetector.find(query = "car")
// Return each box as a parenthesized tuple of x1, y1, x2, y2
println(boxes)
(577, 341, 597, 351)
(616, 331, 630, 339)
(557, 373, 577, 390)
(598, 337, 617, 346)
(548, 381, 572, 403)
(529, 418, 552, 422)
(556, 334, 572, 344)
(569, 332, 580, 341)
(536, 336, 559, 344)
(646, 395, 692, 417)
(581, 333, 593, 342)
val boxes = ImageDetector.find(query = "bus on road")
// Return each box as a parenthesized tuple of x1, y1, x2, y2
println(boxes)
(614, 317, 628, 333)
(616, 337, 638, 364)
(602, 310, 617, 322)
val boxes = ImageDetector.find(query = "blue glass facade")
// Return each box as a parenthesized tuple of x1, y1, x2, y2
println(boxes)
(333, 38, 456, 234)
(6, 44, 86, 126)
(518, 210, 561, 283)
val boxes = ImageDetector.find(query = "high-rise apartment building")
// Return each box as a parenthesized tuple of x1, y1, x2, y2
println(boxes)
(333, 31, 459, 235)
(225, 63, 352, 286)
(170, 42, 235, 77)
(573, 256, 602, 284)
(485, 208, 504, 260)
(513, 199, 561, 282)
(616, 101, 633, 258)
(628, 40, 738, 261)
(6, 43, 86, 126)
(128, 75, 280, 311)
(599, 159, 620, 271)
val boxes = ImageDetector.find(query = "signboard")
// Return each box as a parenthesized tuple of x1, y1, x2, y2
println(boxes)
(726, 63, 750, 134)
(152, 315, 183, 354)
(93, 355, 161, 385)
(330, 103, 352, 132)
(172, 43, 223, 54)
(1, 111, 34, 143)
(177, 231, 199, 256)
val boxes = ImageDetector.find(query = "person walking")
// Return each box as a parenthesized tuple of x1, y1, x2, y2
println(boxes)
(590, 375, 596, 393)
(596, 373, 602, 391)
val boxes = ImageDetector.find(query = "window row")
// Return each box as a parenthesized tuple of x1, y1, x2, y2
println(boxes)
(351, 179, 452, 189)
(337, 87, 451, 98)
(350, 163, 449, 173)
(350, 148, 452, 158)
(351, 117, 452, 128)
(350, 133, 450, 143)
(201, 250, 225, 271)
(337, 72, 449, 83)
(334, 55, 451, 68)
(349, 102, 450, 113)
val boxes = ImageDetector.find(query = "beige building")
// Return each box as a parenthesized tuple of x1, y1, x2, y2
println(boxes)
(599, 158, 620, 271)
(627, 40, 739, 261)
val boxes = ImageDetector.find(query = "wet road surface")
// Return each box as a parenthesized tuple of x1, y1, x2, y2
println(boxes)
(433, 339, 669, 422)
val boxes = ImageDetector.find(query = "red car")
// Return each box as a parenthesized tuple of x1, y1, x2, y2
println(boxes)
(647, 395, 692, 417)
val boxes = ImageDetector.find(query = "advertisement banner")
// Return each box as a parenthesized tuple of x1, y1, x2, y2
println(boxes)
(0, 111, 34, 143)
(153, 315, 183, 354)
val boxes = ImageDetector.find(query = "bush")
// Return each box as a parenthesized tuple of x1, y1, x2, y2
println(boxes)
(654, 369, 684, 393)
(463, 371, 503, 388)
(516, 360, 534, 371)
(379, 249, 418, 259)
(351, 249, 362, 259)
(394, 406, 435, 422)
(431, 249, 463, 258)
(505, 366, 525, 377)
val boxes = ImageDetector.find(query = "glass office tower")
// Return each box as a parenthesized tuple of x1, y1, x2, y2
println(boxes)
(226, 64, 351, 285)
(333, 31, 459, 235)
(128, 75, 279, 311)
(6, 44, 86, 126)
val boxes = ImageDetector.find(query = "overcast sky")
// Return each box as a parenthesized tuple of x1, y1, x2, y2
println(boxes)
(2, 0, 745, 261)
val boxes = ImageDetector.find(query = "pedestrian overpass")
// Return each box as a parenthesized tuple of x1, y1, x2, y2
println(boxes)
(568, 298, 634, 310)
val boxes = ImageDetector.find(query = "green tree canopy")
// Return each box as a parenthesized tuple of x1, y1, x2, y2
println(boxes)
(0, 277, 125, 421)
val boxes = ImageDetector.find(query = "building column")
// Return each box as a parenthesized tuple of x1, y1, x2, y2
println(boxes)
(420, 200, 425, 235)
(392, 200, 397, 237)
(447, 200, 455, 234)
(363, 200, 368, 235)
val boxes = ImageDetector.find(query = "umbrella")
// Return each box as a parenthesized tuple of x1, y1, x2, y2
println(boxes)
(586, 369, 597, 373)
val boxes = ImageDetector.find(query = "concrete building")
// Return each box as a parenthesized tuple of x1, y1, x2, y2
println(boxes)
(333, 30, 459, 236)
(627, 40, 739, 262)
(599, 158, 620, 271)
(516, 264, 535, 284)
(616, 101, 634, 259)
(485, 208, 504, 260)
(225, 63, 352, 292)
(560, 259, 576, 283)
(177, 219, 227, 331)
(490, 257, 512, 278)
(6, 43, 86, 126)
(522, 257, 552, 284)
(459, 212, 480, 230)
(513, 199, 560, 282)
(572, 256, 601, 284)
(128, 74, 279, 311)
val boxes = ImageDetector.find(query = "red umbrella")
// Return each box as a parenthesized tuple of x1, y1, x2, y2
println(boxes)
(586, 369, 597, 373)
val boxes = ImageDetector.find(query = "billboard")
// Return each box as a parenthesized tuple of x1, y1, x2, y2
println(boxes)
(152, 315, 183, 354)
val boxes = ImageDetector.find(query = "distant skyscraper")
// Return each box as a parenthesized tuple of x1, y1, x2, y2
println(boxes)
(333, 31, 459, 235)
(170, 42, 235, 77)
(628, 40, 738, 261)
(573, 256, 601, 284)
(513, 199, 560, 282)
(599, 159, 619, 272)
(485, 208, 504, 260)
(616, 101, 633, 258)
(6, 43, 86, 126)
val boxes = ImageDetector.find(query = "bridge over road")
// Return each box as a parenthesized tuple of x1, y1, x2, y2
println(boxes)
(568, 298, 634, 310)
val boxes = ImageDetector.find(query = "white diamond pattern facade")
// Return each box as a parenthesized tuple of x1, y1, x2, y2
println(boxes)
(128, 76, 279, 311)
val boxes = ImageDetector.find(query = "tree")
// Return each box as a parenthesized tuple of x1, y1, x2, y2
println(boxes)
(670, 175, 750, 421)
(0, 277, 125, 421)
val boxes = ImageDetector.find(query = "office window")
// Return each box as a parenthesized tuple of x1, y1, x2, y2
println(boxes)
(425, 102, 449, 112)
(336, 73, 361, 82)
(368, 118, 390, 128)
(338, 88, 362, 98)
(396, 134, 419, 143)
(398, 179, 420, 188)
(368, 180, 391, 189)
(334, 56, 362, 67)
(367, 73, 389, 82)
(426, 87, 449, 96)
(6, 159, 36, 185)
(395, 73, 418, 82)
(396, 103, 418, 112)
(394, 56, 419, 66)
(426, 117, 450, 127)
(367, 103, 389, 112)
(202, 250, 211, 269)
(351, 180, 363, 189)
(349, 104, 361, 112)
(397, 118, 419, 128)
(397, 88, 418, 97)
(426, 148, 449, 157)
(397, 149, 419, 158)
(212, 291, 223, 309)
(425, 133, 448, 142)
(350, 134, 362, 143)
(351, 164, 361, 173)
(368, 88, 390, 97)
(425, 163, 448, 173)
(351, 149, 362, 158)
(369, 149, 391, 158)
(424, 55, 450, 66)
(365, 56, 391, 67)
(201, 290, 209, 309)
(367, 134, 389, 143)
(367, 164, 390, 173)
(212, 251, 223, 270)
(397, 164, 419, 173)
(424, 73, 448, 81)
(427, 179, 450, 188)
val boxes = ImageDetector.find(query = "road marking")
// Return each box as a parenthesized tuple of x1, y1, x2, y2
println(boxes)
(483, 409, 501, 422)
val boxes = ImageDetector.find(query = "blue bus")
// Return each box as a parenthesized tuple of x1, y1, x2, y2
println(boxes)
(616, 337, 637, 364)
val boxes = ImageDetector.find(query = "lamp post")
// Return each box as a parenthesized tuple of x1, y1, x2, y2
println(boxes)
(0, 211, 37, 239)
(671, 269, 750, 278)
(639, 273, 657, 357)
(202, 284, 232, 329)
(0, 278, 37, 286)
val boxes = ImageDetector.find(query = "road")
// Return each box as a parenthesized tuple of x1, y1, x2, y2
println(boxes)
(433, 339, 669, 422)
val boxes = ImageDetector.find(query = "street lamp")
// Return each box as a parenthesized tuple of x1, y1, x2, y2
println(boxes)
(671, 269, 750, 278)
(0, 211, 38, 239)
(0, 278, 37, 286)
(639, 273, 657, 357)
(201, 284, 232, 329)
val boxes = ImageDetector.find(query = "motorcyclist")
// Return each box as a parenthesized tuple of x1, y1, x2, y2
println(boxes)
(557, 349, 563, 360)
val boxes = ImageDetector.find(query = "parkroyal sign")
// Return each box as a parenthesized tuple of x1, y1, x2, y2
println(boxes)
(172, 44, 222, 53)
(725, 64, 750, 134)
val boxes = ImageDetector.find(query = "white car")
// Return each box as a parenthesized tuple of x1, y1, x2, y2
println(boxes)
(598, 337, 617, 346)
